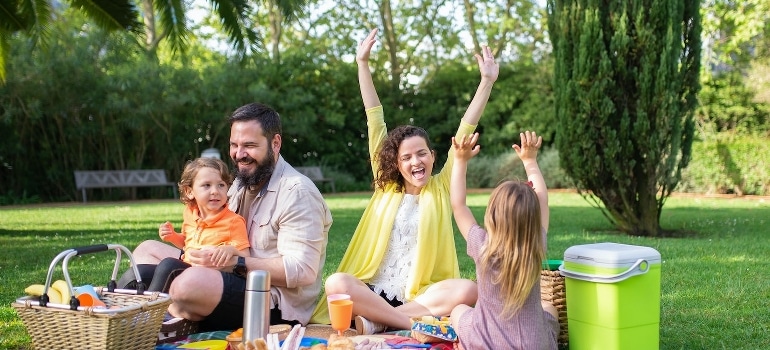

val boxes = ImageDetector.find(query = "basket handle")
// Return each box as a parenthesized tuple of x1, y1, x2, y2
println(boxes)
(41, 244, 145, 309)
(72, 244, 112, 255)
(558, 258, 650, 284)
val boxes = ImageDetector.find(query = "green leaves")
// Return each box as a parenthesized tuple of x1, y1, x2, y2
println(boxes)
(547, 0, 702, 236)
(69, 0, 141, 31)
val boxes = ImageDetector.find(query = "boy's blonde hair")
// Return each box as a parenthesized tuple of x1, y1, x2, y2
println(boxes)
(481, 180, 545, 318)
(178, 157, 233, 206)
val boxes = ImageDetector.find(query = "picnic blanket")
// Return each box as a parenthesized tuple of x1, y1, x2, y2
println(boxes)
(155, 330, 454, 349)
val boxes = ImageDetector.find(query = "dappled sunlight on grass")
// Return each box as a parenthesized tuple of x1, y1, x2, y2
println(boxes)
(1, 193, 769, 349)
(321, 192, 383, 209)
(0, 203, 181, 232)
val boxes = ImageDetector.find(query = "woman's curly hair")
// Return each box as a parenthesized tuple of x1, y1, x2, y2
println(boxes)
(373, 125, 432, 192)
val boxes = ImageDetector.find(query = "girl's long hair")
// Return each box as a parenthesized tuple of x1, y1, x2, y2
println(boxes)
(481, 180, 545, 318)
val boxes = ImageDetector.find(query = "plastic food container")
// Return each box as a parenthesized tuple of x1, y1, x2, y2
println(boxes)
(559, 242, 661, 350)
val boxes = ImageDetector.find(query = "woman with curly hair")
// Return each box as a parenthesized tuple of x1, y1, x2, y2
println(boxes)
(311, 28, 499, 334)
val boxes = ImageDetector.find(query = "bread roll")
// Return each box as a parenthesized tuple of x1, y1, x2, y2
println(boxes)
(239, 338, 267, 350)
(327, 334, 355, 350)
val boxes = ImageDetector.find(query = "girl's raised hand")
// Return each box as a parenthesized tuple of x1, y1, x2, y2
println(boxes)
(452, 132, 481, 161)
(512, 131, 542, 161)
(474, 45, 499, 82)
(357, 28, 378, 64)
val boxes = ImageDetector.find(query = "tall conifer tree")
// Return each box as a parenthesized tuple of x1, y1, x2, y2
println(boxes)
(547, 0, 702, 236)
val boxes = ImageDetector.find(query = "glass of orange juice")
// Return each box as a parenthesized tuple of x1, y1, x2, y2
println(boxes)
(328, 299, 354, 336)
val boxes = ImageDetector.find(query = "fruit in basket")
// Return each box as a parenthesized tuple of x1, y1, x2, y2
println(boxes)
(52, 280, 72, 303)
(24, 284, 63, 304)
(24, 284, 45, 296)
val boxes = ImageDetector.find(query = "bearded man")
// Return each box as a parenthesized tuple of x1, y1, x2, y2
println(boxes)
(119, 102, 332, 333)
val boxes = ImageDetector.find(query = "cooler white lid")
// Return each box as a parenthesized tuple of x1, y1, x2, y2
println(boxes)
(564, 242, 661, 264)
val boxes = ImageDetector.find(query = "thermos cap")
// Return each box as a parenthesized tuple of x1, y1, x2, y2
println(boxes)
(246, 270, 270, 291)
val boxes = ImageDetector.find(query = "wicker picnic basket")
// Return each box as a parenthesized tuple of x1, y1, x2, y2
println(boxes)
(541, 261, 568, 348)
(12, 244, 171, 350)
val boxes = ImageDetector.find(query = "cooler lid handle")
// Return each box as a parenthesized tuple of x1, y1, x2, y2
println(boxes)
(558, 259, 650, 283)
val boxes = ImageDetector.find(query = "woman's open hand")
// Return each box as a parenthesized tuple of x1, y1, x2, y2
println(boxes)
(357, 28, 378, 64)
(474, 45, 499, 83)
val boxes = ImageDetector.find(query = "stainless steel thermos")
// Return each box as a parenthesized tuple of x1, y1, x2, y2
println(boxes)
(243, 270, 271, 343)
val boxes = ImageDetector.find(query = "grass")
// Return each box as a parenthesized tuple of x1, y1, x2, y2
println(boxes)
(1, 191, 769, 349)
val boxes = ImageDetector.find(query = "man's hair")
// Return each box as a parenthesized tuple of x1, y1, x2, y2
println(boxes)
(229, 102, 282, 141)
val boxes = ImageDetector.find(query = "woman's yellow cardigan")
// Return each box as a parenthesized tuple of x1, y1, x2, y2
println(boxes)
(310, 106, 476, 324)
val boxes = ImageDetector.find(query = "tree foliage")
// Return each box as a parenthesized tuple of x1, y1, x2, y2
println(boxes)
(0, 0, 140, 83)
(547, 0, 702, 236)
(0, 0, 310, 82)
(697, 71, 770, 135)
(701, 0, 770, 73)
(3, 0, 767, 205)
(699, 0, 770, 135)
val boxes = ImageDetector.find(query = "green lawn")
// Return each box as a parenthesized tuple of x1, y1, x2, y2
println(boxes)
(1, 192, 768, 349)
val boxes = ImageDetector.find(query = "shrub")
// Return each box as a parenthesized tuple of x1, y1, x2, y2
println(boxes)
(466, 147, 574, 189)
(678, 134, 770, 195)
(459, 136, 769, 196)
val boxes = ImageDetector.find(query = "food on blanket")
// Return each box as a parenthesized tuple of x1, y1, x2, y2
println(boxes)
(326, 334, 355, 350)
(227, 328, 244, 340)
(236, 338, 267, 350)
(227, 328, 244, 350)
(410, 316, 457, 342)
(270, 324, 292, 340)
(350, 338, 386, 350)
(178, 340, 228, 349)
(52, 280, 72, 303)
(280, 324, 306, 350)
(25, 284, 63, 304)
(384, 336, 425, 348)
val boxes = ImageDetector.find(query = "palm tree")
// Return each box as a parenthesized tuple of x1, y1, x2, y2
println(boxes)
(0, 0, 307, 83)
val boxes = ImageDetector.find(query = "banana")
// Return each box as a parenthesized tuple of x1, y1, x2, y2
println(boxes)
(24, 284, 45, 296)
(52, 280, 72, 304)
(24, 283, 63, 304)
(47, 288, 62, 304)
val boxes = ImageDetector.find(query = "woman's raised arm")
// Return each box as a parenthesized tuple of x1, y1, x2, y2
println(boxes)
(357, 28, 381, 110)
(460, 46, 499, 126)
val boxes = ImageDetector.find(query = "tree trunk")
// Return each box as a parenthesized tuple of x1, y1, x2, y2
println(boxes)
(141, 0, 160, 60)
(268, 0, 283, 63)
(463, 0, 481, 54)
(378, 0, 401, 93)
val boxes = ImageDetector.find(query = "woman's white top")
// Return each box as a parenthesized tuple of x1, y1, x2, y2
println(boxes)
(369, 194, 420, 302)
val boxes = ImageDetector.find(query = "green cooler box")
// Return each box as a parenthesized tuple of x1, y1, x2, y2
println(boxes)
(559, 242, 661, 350)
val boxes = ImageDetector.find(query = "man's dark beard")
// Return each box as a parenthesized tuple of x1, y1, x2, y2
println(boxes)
(234, 147, 276, 189)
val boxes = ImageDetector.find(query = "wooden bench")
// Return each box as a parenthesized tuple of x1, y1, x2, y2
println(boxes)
(74, 170, 179, 203)
(295, 166, 336, 193)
